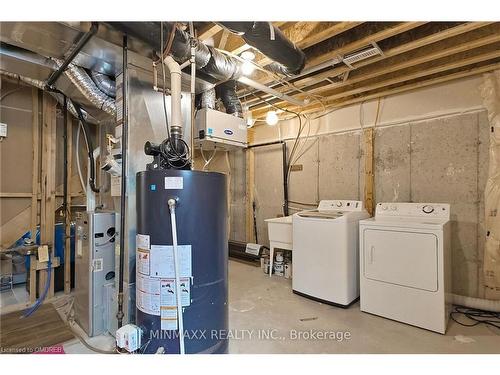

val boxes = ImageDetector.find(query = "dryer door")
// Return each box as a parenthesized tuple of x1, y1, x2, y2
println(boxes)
(363, 229, 438, 292)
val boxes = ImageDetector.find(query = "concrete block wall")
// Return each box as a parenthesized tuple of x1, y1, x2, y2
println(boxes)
(252, 110, 488, 298)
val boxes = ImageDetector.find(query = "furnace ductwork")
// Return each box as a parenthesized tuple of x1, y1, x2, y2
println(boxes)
(216, 80, 243, 117)
(90, 71, 116, 98)
(0, 69, 94, 122)
(52, 58, 116, 117)
(218, 22, 306, 76)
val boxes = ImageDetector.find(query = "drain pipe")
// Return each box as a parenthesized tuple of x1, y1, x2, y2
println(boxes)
(46, 22, 99, 88)
(117, 35, 128, 329)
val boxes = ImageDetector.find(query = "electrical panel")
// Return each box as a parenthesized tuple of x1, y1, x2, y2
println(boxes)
(74, 211, 116, 337)
(194, 108, 247, 149)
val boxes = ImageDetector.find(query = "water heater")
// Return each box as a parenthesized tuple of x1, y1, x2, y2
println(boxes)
(135, 169, 228, 354)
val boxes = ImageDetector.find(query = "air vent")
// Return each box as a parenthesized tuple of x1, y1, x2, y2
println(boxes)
(342, 42, 383, 68)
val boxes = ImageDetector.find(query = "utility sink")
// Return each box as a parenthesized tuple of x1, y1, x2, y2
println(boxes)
(265, 216, 293, 247)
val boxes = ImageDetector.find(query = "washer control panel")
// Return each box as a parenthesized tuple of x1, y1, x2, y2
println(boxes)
(376, 202, 450, 219)
(318, 200, 365, 212)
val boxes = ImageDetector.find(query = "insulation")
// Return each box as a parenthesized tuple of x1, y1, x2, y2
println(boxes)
(218, 22, 306, 76)
(480, 70, 500, 300)
(215, 80, 243, 117)
(90, 71, 116, 98)
(52, 59, 116, 118)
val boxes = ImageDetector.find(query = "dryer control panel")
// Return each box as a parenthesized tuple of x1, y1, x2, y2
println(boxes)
(375, 202, 450, 219)
(318, 200, 364, 211)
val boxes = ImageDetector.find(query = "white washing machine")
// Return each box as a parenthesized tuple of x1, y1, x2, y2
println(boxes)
(293, 200, 369, 307)
(359, 202, 452, 334)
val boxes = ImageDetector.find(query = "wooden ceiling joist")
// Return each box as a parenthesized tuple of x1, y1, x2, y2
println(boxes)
(252, 61, 500, 118)
(197, 23, 223, 41)
(243, 22, 494, 107)
(248, 28, 500, 111)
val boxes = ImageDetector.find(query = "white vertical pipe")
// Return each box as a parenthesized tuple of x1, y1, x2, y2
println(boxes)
(168, 199, 185, 354)
(164, 56, 183, 133)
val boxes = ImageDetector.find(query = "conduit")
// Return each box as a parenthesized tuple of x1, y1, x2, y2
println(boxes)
(480, 70, 500, 300)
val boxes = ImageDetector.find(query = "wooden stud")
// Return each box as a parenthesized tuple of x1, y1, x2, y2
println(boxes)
(38, 93, 57, 299)
(245, 128, 255, 243)
(30, 88, 40, 238)
(363, 127, 375, 216)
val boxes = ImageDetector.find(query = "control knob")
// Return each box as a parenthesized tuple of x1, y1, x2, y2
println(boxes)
(422, 205, 434, 214)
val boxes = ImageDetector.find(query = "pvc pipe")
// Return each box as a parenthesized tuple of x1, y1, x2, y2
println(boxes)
(164, 56, 183, 136)
(168, 199, 185, 354)
(452, 294, 500, 312)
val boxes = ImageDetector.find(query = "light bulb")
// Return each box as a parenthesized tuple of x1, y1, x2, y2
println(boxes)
(241, 60, 255, 76)
(266, 110, 279, 126)
(241, 50, 256, 61)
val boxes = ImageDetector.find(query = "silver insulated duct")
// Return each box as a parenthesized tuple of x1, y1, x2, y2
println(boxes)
(0, 69, 94, 122)
(52, 58, 116, 117)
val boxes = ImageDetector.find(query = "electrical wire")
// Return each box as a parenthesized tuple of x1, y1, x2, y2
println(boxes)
(200, 143, 217, 171)
(56, 296, 117, 354)
(450, 305, 500, 331)
(75, 122, 88, 195)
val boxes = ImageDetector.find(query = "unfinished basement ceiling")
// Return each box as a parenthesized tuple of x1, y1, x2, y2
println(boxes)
(192, 21, 500, 117)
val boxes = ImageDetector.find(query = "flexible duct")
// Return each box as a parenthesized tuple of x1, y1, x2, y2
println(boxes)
(200, 88, 216, 109)
(215, 80, 243, 117)
(90, 71, 116, 98)
(0, 69, 94, 122)
(52, 58, 116, 118)
(218, 22, 306, 76)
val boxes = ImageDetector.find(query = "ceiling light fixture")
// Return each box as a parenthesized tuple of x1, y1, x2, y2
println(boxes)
(265, 110, 279, 126)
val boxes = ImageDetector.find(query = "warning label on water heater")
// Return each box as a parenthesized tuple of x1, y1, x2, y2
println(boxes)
(164, 176, 183, 190)
(136, 244, 193, 319)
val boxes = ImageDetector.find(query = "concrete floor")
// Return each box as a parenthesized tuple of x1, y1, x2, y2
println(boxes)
(228, 260, 500, 354)
(5, 259, 497, 354)
(0, 284, 29, 307)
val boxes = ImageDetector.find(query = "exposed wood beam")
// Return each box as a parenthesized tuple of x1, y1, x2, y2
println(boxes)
(197, 23, 223, 41)
(254, 61, 500, 118)
(241, 22, 428, 96)
(244, 22, 494, 107)
(305, 22, 427, 69)
(250, 35, 500, 111)
(256, 22, 364, 66)
(218, 29, 230, 49)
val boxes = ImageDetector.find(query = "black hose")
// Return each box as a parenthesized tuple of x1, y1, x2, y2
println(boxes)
(116, 35, 128, 329)
(46, 22, 99, 88)
(73, 102, 100, 193)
